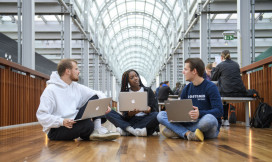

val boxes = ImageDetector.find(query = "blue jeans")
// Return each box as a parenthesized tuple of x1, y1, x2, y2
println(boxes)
(105, 110, 159, 136)
(157, 111, 219, 139)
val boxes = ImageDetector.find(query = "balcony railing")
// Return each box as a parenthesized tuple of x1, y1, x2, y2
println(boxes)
(0, 58, 49, 127)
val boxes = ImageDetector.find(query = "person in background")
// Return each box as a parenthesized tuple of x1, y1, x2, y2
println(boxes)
(157, 81, 174, 103)
(155, 82, 164, 99)
(172, 82, 181, 95)
(36, 59, 120, 141)
(211, 50, 247, 126)
(157, 58, 223, 142)
(205, 63, 213, 81)
(105, 69, 159, 136)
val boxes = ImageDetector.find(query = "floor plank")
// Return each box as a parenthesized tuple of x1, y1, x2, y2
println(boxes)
(0, 124, 272, 162)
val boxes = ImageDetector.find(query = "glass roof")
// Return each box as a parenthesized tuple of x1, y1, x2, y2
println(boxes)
(75, 0, 182, 83)
(1, 0, 271, 85)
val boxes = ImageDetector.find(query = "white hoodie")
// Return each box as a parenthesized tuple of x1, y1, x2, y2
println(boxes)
(36, 71, 106, 133)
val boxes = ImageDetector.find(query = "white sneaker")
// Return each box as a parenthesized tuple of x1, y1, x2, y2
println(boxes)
(162, 127, 179, 138)
(223, 120, 230, 126)
(134, 128, 147, 137)
(89, 130, 120, 141)
(96, 126, 109, 134)
(116, 127, 130, 136)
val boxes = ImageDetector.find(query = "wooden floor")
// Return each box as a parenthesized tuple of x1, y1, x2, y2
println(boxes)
(0, 123, 272, 162)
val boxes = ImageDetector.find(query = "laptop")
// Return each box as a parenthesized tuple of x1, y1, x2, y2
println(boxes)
(74, 97, 112, 121)
(119, 92, 148, 111)
(165, 99, 196, 122)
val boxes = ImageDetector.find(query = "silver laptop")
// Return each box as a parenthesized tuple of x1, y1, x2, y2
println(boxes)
(165, 99, 196, 122)
(74, 97, 112, 121)
(119, 92, 148, 111)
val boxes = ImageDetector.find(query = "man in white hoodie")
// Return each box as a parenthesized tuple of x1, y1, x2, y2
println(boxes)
(36, 59, 120, 141)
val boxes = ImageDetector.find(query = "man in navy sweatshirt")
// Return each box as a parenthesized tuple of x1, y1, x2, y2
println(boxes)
(157, 58, 223, 142)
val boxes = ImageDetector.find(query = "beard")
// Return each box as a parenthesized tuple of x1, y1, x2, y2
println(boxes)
(70, 74, 79, 81)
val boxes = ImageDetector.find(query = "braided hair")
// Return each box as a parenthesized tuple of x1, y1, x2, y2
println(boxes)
(121, 69, 144, 92)
(221, 50, 231, 60)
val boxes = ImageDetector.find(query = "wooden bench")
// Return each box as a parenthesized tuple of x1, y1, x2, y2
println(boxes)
(158, 97, 256, 127)
(221, 97, 256, 127)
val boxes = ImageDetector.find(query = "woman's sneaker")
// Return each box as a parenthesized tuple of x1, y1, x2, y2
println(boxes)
(222, 120, 230, 126)
(162, 127, 179, 138)
(116, 127, 130, 136)
(135, 128, 147, 136)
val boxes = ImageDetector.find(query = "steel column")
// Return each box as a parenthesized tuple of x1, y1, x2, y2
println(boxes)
(101, 63, 106, 93)
(166, 62, 171, 83)
(237, 0, 251, 67)
(17, 0, 21, 64)
(200, 13, 208, 66)
(64, 14, 71, 58)
(93, 54, 99, 90)
(172, 53, 178, 87)
(22, 0, 35, 69)
(110, 74, 114, 98)
(83, 40, 89, 86)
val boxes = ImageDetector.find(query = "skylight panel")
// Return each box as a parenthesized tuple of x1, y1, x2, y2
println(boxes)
(135, 1, 145, 12)
(126, 1, 136, 12)
(117, 3, 126, 15)
(108, 29, 114, 38)
(135, 16, 144, 26)
(154, 7, 162, 19)
(161, 13, 168, 26)
(115, 36, 122, 43)
(113, 23, 121, 33)
(103, 14, 111, 27)
(151, 23, 158, 32)
(166, 0, 175, 9)
(108, 7, 118, 20)
(173, 2, 181, 18)
(91, 4, 98, 19)
(122, 32, 129, 40)
(96, 0, 104, 8)
(145, 2, 155, 15)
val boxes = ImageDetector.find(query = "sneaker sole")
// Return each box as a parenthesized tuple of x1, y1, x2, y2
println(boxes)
(90, 134, 120, 141)
(195, 129, 204, 142)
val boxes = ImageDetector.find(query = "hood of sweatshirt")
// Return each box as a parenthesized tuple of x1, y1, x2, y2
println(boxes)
(46, 71, 69, 88)
(162, 84, 168, 87)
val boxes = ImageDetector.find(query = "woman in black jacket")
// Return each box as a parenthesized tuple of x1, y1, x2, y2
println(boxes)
(211, 50, 247, 126)
(105, 69, 159, 136)
(211, 50, 247, 96)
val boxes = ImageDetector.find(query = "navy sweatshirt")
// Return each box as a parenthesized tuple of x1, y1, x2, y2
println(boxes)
(180, 79, 223, 128)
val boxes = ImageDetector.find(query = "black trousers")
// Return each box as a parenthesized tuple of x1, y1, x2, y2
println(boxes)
(221, 92, 245, 120)
(106, 110, 159, 135)
(223, 103, 229, 120)
(48, 95, 104, 140)
(48, 119, 94, 140)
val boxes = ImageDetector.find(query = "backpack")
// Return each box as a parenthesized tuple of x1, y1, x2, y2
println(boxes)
(228, 104, 236, 124)
(246, 89, 259, 98)
(250, 102, 272, 128)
